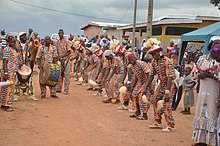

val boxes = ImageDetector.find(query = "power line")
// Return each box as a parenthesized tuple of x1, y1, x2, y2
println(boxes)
(8, 0, 132, 23)
(118, 0, 133, 23)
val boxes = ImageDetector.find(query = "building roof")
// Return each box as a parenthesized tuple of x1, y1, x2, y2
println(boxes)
(117, 15, 220, 30)
(81, 21, 128, 30)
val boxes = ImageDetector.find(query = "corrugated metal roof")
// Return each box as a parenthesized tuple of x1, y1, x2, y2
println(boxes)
(196, 15, 220, 21)
(154, 14, 197, 21)
(81, 21, 128, 30)
(117, 15, 220, 30)
(152, 15, 220, 22)
(81, 15, 220, 31)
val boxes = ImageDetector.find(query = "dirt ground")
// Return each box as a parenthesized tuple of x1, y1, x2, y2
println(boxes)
(0, 72, 197, 146)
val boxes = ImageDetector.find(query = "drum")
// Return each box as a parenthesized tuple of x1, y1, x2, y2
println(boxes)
(17, 65, 32, 83)
(39, 62, 61, 87)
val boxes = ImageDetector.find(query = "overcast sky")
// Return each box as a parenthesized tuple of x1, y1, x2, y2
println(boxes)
(0, 0, 219, 37)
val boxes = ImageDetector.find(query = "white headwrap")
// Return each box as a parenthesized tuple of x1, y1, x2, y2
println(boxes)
(210, 36, 220, 42)
(103, 50, 115, 57)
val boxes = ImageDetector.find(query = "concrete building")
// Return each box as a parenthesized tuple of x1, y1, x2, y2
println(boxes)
(117, 15, 220, 48)
(81, 15, 220, 49)
(80, 21, 128, 42)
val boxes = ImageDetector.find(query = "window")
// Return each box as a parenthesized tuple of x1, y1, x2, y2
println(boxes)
(152, 27, 162, 35)
(140, 27, 162, 36)
(165, 27, 197, 35)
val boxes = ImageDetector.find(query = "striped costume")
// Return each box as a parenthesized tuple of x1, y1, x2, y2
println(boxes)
(96, 55, 105, 83)
(56, 39, 72, 93)
(75, 49, 86, 80)
(82, 55, 90, 83)
(123, 64, 136, 102)
(37, 45, 58, 97)
(0, 35, 7, 59)
(150, 56, 176, 128)
(88, 54, 100, 82)
(1, 46, 18, 106)
(69, 45, 77, 77)
(131, 60, 152, 114)
(96, 55, 110, 93)
(106, 56, 125, 99)
(100, 56, 110, 87)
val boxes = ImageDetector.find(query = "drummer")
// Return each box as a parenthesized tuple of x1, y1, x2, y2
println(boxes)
(56, 29, 72, 95)
(15, 32, 37, 101)
(37, 36, 59, 99)
(30, 32, 41, 64)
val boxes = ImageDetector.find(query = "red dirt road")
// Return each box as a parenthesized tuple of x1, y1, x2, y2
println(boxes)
(0, 75, 195, 146)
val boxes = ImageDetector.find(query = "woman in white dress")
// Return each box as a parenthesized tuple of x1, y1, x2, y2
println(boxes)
(192, 36, 220, 146)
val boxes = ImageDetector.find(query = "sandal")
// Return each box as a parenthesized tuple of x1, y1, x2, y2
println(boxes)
(136, 116, 147, 120)
(103, 98, 111, 103)
(130, 111, 140, 118)
(86, 87, 93, 91)
(180, 110, 187, 113)
(149, 123, 162, 129)
(162, 126, 175, 132)
(1, 105, 7, 109)
(183, 112, 190, 115)
(63, 91, 68, 95)
(117, 105, 128, 110)
(4, 106, 14, 112)
(192, 143, 208, 146)
(51, 95, 59, 98)
(136, 113, 148, 120)
(111, 98, 120, 104)
(130, 113, 138, 118)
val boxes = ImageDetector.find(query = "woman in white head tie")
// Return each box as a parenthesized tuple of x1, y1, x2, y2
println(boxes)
(192, 36, 220, 146)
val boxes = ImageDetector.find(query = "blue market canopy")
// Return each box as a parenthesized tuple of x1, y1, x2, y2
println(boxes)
(179, 21, 220, 64)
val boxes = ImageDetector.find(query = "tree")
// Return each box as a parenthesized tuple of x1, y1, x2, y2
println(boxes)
(210, 0, 220, 9)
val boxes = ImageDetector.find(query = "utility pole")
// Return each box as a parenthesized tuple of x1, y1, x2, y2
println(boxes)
(132, 0, 137, 50)
(146, 0, 153, 39)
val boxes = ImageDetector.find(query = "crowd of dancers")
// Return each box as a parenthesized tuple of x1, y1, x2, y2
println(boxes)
(0, 28, 220, 146)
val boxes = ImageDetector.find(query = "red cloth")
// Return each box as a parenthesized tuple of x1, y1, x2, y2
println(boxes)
(148, 45, 163, 54)
(126, 52, 138, 60)
(167, 46, 174, 57)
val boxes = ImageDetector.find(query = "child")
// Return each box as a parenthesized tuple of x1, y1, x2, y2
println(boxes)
(181, 67, 196, 115)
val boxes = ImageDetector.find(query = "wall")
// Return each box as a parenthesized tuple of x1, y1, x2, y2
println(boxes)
(106, 29, 123, 42)
(83, 25, 103, 40)
(138, 20, 218, 47)
(83, 26, 124, 43)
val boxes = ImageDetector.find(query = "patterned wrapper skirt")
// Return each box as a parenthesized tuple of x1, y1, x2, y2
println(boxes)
(192, 78, 220, 146)
(1, 73, 16, 106)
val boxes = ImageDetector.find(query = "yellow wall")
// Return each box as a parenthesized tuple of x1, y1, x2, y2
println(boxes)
(135, 20, 218, 47)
